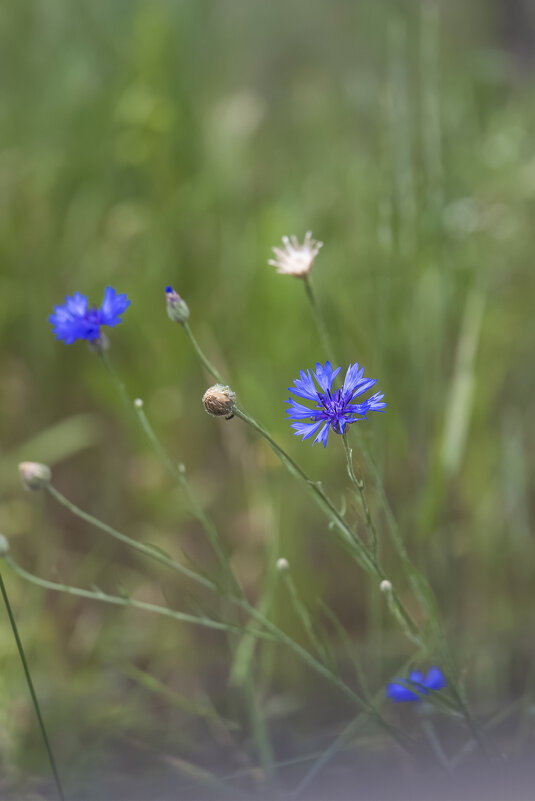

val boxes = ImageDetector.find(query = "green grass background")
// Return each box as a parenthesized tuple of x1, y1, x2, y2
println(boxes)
(0, 0, 534, 797)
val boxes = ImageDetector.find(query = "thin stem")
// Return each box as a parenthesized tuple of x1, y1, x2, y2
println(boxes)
(100, 352, 240, 596)
(303, 275, 336, 366)
(47, 484, 217, 593)
(233, 407, 422, 647)
(133, 405, 241, 597)
(280, 570, 328, 662)
(183, 321, 225, 384)
(0, 566, 65, 801)
(4, 556, 268, 642)
(8, 551, 415, 757)
(342, 432, 379, 560)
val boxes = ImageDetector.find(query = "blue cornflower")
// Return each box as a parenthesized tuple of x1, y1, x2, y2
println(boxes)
(49, 287, 131, 344)
(286, 361, 387, 447)
(386, 667, 447, 703)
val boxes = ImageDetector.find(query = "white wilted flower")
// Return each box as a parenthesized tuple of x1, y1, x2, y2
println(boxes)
(268, 232, 323, 278)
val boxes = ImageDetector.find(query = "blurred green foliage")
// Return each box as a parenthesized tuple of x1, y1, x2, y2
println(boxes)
(0, 0, 534, 797)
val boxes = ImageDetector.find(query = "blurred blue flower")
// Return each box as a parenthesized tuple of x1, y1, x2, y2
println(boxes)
(49, 287, 131, 344)
(386, 666, 447, 702)
(286, 361, 386, 447)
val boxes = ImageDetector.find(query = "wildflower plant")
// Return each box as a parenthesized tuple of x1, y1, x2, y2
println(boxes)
(3, 231, 491, 797)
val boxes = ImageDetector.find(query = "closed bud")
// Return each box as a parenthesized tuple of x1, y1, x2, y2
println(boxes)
(166, 286, 190, 324)
(380, 579, 392, 594)
(19, 462, 52, 491)
(0, 533, 9, 556)
(276, 557, 290, 572)
(202, 384, 236, 418)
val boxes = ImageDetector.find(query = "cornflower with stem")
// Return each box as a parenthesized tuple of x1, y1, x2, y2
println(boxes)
(0, 541, 65, 801)
(292, 245, 490, 753)
(179, 282, 489, 753)
(172, 307, 421, 646)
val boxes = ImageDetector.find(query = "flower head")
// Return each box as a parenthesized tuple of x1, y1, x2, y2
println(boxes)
(386, 666, 447, 703)
(268, 231, 322, 278)
(286, 361, 386, 447)
(202, 384, 236, 418)
(49, 286, 131, 344)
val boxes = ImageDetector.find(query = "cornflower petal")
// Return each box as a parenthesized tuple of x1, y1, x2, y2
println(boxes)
(313, 361, 340, 392)
(312, 423, 330, 448)
(291, 420, 323, 440)
(286, 399, 321, 419)
(424, 667, 447, 691)
(290, 369, 318, 401)
(351, 378, 377, 398)
(342, 363, 364, 395)
(99, 286, 131, 326)
(386, 681, 420, 703)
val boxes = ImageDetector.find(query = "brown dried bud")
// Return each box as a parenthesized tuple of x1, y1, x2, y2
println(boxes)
(202, 384, 236, 418)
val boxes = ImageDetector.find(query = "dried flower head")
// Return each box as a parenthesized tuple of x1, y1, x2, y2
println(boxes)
(49, 287, 130, 345)
(202, 385, 236, 419)
(19, 462, 52, 491)
(165, 286, 190, 324)
(268, 232, 323, 278)
(287, 361, 387, 448)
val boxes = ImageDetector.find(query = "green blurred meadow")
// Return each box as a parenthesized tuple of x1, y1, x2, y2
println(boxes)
(1, 0, 535, 798)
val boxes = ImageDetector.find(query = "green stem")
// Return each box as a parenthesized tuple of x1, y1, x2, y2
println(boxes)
(7, 553, 414, 757)
(100, 352, 240, 596)
(303, 275, 336, 366)
(47, 484, 217, 593)
(4, 556, 269, 642)
(183, 321, 225, 385)
(342, 432, 379, 561)
(233, 407, 422, 647)
(0, 566, 65, 801)
(133, 405, 241, 597)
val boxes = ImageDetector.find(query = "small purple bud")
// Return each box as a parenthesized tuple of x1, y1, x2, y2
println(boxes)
(166, 286, 190, 324)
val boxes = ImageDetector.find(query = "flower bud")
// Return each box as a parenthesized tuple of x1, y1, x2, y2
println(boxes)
(166, 286, 190, 324)
(380, 579, 392, 594)
(19, 462, 52, 491)
(202, 384, 236, 418)
(134, 398, 144, 409)
(0, 534, 9, 556)
(276, 557, 290, 572)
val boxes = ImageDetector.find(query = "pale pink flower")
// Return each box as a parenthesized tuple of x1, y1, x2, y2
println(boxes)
(268, 231, 323, 278)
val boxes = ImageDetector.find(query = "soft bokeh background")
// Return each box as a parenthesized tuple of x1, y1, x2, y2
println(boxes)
(1, 0, 534, 798)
